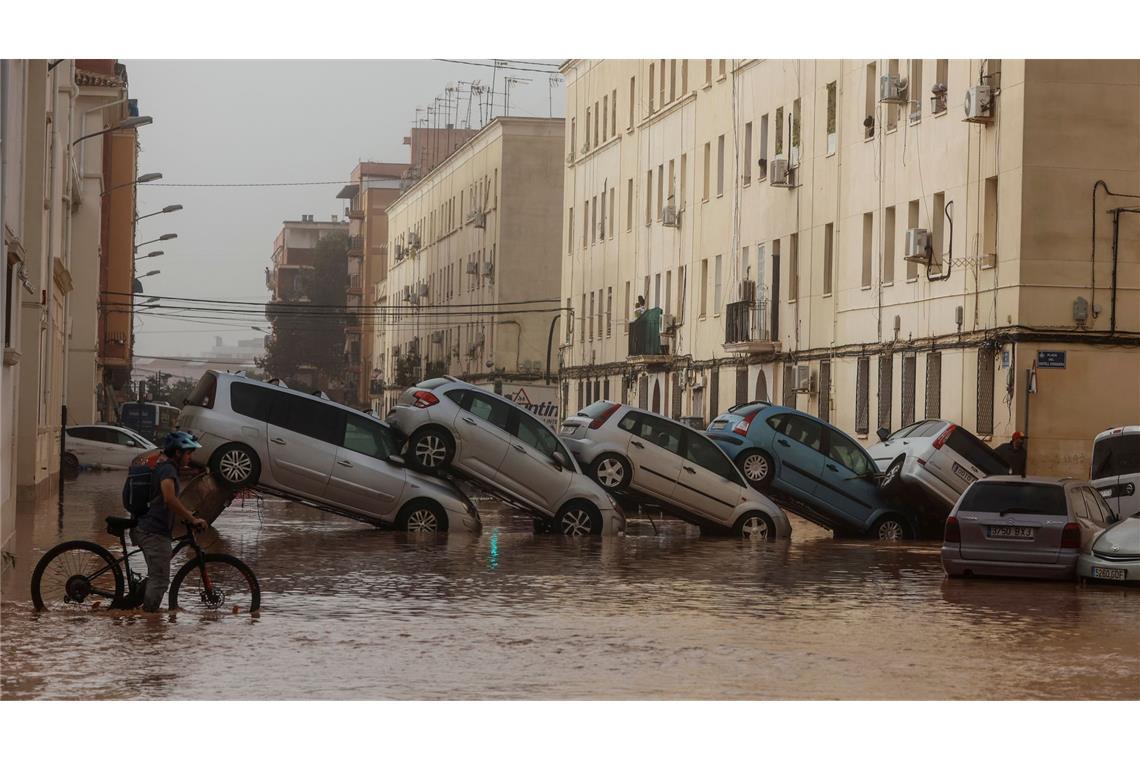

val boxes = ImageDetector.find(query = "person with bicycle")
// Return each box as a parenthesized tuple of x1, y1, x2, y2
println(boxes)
(131, 431, 208, 612)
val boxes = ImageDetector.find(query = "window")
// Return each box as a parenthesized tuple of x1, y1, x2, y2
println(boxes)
(514, 414, 560, 459)
(230, 382, 276, 422)
(887, 59, 899, 131)
(933, 59, 948, 114)
(775, 107, 784, 155)
(702, 142, 711, 201)
(826, 81, 837, 153)
(630, 413, 683, 455)
(977, 347, 995, 436)
(589, 291, 595, 340)
(827, 432, 874, 476)
(789, 233, 799, 302)
(932, 191, 945, 272)
(759, 115, 769, 180)
(679, 153, 687, 207)
(569, 117, 576, 157)
(925, 351, 942, 418)
(878, 353, 893, 430)
(705, 59, 712, 85)
(909, 59, 923, 123)
(818, 360, 831, 423)
(657, 163, 664, 219)
(566, 298, 572, 342)
(959, 482, 1067, 516)
(677, 265, 686, 322)
(592, 195, 598, 243)
(659, 59, 666, 107)
(611, 88, 617, 135)
(342, 415, 395, 459)
(907, 199, 920, 280)
(594, 101, 599, 148)
(646, 171, 653, 224)
(667, 159, 675, 204)
(648, 62, 655, 112)
(669, 59, 676, 102)
(629, 76, 635, 128)
(984, 176, 998, 265)
(901, 354, 916, 427)
(4, 255, 17, 349)
(779, 414, 824, 452)
(714, 254, 723, 313)
(781, 365, 796, 407)
(700, 258, 709, 317)
(624, 281, 630, 332)
(463, 391, 511, 430)
(856, 356, 870, 434)
(580, 294, 586, 344)
(791, 98, 801, 158)
(947, 426, 1007, 474)
(606, 287, 612, 336)
(1091, 435, 1140, 479)
(735, 365, 748, 407)
(864, 62, 876, 138)
(681, 60, 688, 93)
(270, 394, 345, 445)
(583, 198, 589, 248)
(716, 134, 725, 196)
(567, 206, 574, 253)
(602, 95, 608, 141)
(743, 122, 753, 184)
(883, 205, 896, 284)
(608, 187, 615, 237)
(585, 106, 591, 148)
(718, 59, 726, 78)
(626, 178, 633, 230)
(654, 273, 661, 308)
(862, 211, 874, 288)
(684, 432, 741, 483)
(823, 223, 834, 296)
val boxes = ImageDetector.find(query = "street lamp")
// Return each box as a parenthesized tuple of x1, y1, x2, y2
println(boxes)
(132, 271, 160, 294)
(102, 172, 162, 197)
(136, 204, 183, 222)
(133, 250, 164, 261)
(135, 233, 177, 250)
(138, 270, 161, 278)
(72, 115, 153, 146)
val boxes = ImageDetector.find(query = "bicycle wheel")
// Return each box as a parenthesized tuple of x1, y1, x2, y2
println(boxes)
(169, 554, 260, 614)
(31, 541, 125, 612)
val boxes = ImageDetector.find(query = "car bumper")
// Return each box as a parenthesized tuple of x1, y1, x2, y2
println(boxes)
(898, 459, 959, 509)
(941, 547, 1077, 580)
(1077, 554, 1140, 583)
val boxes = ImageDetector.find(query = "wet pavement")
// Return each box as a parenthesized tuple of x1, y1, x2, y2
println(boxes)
(2, 471, 1138, 699)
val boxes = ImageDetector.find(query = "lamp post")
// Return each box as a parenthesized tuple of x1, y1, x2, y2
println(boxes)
(133, 250, 164, 261)
(135, 233, 177, 251)
(136, 204, 183, 222)
(72, 115, 153, 146)
(101, 171, 162, 197)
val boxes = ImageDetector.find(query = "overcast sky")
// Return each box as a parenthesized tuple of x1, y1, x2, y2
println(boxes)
(126, 59, 564, 358)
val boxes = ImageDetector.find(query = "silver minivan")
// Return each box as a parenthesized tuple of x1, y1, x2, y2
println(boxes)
(177, 371, 482, 533)
(1090, 426, 1140, 519)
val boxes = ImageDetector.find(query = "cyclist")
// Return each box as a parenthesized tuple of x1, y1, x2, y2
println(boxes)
(130, 431, 208, 612)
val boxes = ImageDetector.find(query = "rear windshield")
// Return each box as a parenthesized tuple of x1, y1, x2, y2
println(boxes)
(1091, 435, 1140, 479)
(959, 482, 1068, 516)
(417, 377, 451, 390)
(576, 400, 617, 419)
(185, 373, 217, 409)
(948, 427, 1008, 474)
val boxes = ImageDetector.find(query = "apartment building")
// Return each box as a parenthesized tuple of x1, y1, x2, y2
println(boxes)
(560, 59, 1140, 478)
(378, 117, 564, 414)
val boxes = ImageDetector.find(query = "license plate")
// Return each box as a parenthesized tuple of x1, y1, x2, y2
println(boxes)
(559, 425, 576, 436)
(1092, 566, 1127, 581)
(1099, 488, 1113, 498)
(953, 462, 978, 484)
(710, 421, 727, 431)
(988, 525, 1035, 539)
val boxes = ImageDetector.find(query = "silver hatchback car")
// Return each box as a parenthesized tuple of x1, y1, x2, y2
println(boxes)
(942, 476, 1113, 580)
(387, 377, 625, 536)
(559, 401, 792, 540)
(177, 371, 481, 533)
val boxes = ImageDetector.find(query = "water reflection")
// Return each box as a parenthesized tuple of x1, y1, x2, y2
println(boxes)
(2, 471, 1137, 699)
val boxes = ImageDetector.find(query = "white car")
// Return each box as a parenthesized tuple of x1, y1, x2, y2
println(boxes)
(559, 401, 792, 540)
(1078, 514, 1139, 584)
(868, 420, 1009, 512)
(1090, 426, 1139, 519)
(66, 424, 155, 469)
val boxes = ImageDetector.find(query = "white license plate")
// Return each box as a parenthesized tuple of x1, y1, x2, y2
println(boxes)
(559, 426, 575, 436)
(710, 421, 727, 431)
(1092, 567, 1126, 581)
(953, 462, 978, 484)
(1099, 488, 1113, 498)
(988, 525, 1035, 539)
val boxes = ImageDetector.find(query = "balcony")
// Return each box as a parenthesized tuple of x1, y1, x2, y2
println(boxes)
(348, 273, 362, 294)
(348, 235, 364, 252)
(723, 299, 780, 356)
(369, 377, 385, 396)
(626, 308, 671, 366)
(346, 204, 365, 220)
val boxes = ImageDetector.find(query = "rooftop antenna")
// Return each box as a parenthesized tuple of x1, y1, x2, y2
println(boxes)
(547, 74, 563, 118)
(503, 76, 531, 117)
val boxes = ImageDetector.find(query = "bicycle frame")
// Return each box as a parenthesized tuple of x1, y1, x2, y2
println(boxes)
(111, 522, 212, 607)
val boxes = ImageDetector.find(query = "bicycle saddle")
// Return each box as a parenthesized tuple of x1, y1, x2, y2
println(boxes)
(105, 516, 137, 538)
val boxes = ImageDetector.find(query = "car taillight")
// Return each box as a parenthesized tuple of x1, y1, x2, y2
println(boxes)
(412, 390, 440, 408)
(588, 403, 622, 429)
(932, 424, 956, 449)
(733, 410, 760, 436)
(944, 516, 961, 543)
(1060, 522, 1081, 549)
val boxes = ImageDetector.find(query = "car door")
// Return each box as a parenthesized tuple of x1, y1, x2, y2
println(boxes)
(676, 430, 746, 524)
(767, 413, 825, 499)
(324, 414, 407, 521)
(266, 393, 344, 499)
(499, 410, 574, 511)
(819, 429, 882, 530)
(107, 428, 146, 468)
(624, 412, 685, 500)
(450, 390, 512, 484)
(66, 427, 99, 465)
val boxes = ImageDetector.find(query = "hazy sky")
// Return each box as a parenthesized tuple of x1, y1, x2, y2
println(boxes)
(126, 59, 564, 357)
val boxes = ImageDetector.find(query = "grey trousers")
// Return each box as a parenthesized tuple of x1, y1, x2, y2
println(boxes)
(130, 528, 172, 612)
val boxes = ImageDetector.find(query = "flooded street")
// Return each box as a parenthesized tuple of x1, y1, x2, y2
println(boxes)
(3, 471, 1138, 700)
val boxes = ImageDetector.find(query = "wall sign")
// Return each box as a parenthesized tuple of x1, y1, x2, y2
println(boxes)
(1037, 350, 1067, 369)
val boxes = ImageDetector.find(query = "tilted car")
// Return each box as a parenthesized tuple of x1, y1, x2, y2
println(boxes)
(706, 402, 916, 540)
(558, 401, 791, 540)
(1090, 426, 1140, 519)
(66, 424, 155, 469)
(1077, 514, 1139, 584)
(387, 377, 625, 537)
(942, 477, 1113, 580)
(177, 371, 481, 533)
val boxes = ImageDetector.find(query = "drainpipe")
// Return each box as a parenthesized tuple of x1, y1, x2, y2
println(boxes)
(1108, 207, 1140, 336)
(545, 314, 561, 385)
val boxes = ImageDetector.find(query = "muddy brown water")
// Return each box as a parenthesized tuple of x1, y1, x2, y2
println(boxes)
(2, 471, 1137, 699)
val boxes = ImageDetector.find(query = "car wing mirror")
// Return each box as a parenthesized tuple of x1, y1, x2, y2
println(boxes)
(552, 451, 568, 470)
(386, 454, 405, 467)
(876, 426, 890, 442)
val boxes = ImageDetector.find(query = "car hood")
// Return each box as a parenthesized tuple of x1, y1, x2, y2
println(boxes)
(1092, 517, 1140, 556)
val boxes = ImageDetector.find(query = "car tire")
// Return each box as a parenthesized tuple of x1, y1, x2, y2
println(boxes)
(881, 456, 905, 495)
(407, 427, 455, 472)
(736, 449, 775, 491)
(61, 452, 80, 481)
(555, 501, 603, 536)
(734, 511, 776, 541)
(590, 453, 632, 492)
(209, 443, 261, 488)
(397, 500, 448, 533)
(870, 514, 912, 541)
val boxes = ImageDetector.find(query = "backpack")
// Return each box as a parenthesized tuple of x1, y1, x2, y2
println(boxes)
(122, 452, 162, 517)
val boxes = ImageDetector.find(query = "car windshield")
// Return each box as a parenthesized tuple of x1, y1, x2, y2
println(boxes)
(576, 400, 617, 419)
(958, 482, 1068, 516)
(1091, 435, 1140, 479)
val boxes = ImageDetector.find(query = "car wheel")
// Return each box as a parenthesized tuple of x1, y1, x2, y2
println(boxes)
(407, 427, 454, 471)
(736, 449, 774, 490)
(881, 456, 905, 494)
(555, 502, 603, 536)
(398, 500, 448, 533)
(590, 453, 631, 491)
(734, 511, 776, 541)
(209, 443, 261, 488)
(871, 514, 912, 541)
(61, 452, 80, 481)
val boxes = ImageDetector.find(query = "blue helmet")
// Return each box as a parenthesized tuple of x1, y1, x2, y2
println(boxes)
(163, 431, 202, 453)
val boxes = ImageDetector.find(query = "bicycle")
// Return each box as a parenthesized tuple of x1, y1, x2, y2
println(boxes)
(31, 516, 260, 614)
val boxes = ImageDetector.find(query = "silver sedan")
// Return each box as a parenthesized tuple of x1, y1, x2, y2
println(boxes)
(1078, 516, 1140, 584)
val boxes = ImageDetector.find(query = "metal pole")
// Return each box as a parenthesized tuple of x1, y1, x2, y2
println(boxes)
(1023, 368, 1032, 477)
(545, 314, 561, 385)
(58, 405, 67, 507)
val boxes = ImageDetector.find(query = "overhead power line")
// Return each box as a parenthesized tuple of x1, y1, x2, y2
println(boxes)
(102, 290, 559, 309)
(434, 59, 562, 75)
(146, 181, 347, 188)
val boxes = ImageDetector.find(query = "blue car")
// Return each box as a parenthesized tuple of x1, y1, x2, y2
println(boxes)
(706, 402, 916, 540)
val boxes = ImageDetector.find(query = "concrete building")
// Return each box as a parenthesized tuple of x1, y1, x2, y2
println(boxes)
(560, 59, 1139, 478)
(377, 117, 565, 414)
(404, 125, 479, 183)
(266, 214, 349, 302)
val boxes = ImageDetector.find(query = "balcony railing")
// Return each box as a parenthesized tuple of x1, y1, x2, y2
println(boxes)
(348, 235, 364, 252)
(724, 299, 777, 353)
(627, 307, 665, 358)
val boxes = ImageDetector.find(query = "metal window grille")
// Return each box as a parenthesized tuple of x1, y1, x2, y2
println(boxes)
(818, 360, 831, 423)
(593, 379, 601, 406)
(672, 372, 683, 419)
(901, 354, 916, 427)
(782, 364, 796, 408)
(925, 352, 942, 419)
(856, 357, 870, 434)
(638, 375, 649, 410)
(577, 380, 584, 410)
(562, 382, 569, 420)
(736, 365, 749, 406)
(709, 369, 720, 417)
(603, 378, 611, 402)
(878, 354, 893, 430)
(977, 348, 995, 435)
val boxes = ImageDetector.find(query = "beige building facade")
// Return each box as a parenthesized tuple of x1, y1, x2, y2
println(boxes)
(560, 59, 1139, 478)
(377, 117, 565, 414)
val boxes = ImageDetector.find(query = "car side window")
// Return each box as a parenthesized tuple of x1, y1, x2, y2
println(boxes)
(635, 415, 683, 455)
(89, 428, 116, 444)
(765, 414, 786, 435)
(827, 433, 873, 476)
(1079, 488, 1108, 525)
(342, 415, 392, 459)
(271, 394, 345, 445)
(113, 430, 137, 447)
(68, 427, 95, 441)
(781, 414, 823, 452)
(515, 413, 559, 458)
(230, 382, 276, 422)
(618, 411, 639, 432)
(684, 432, 741, 483)
(1071, 489, 1092, 520)
(464, 391, 511, 431)
(444, 389, 466, 406)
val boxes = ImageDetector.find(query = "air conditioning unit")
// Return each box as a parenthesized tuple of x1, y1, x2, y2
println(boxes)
(879, 75, 908, 104)
(794, 365, 817, 394)
(465, 261, 479, 275)
(904, 228, 932, 265)
(407, 232, 421, 249)
(964, 85, 994, 123)
(662, 205, 679, 228)
(740, 279, 757, 302)
(417, 283, 429, 297)
(770, 158, 792, 188)
(472, 211, 486, 229)
(480, 262, 494, 277)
